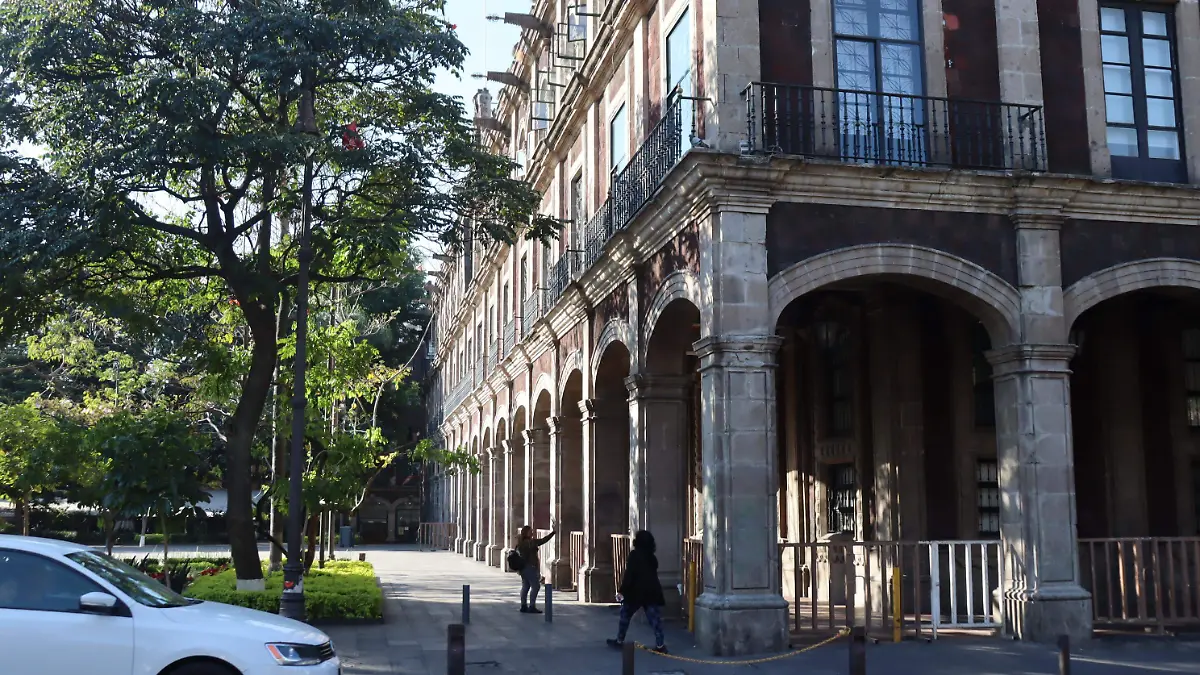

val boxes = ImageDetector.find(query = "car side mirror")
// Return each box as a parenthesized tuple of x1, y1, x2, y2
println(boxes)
(79, 591, 119, 615)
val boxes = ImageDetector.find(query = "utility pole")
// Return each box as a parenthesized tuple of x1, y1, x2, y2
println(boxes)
(280, 68, 318, 621)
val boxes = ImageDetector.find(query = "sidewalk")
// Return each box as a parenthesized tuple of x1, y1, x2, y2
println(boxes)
(323, 547, 1200, 674)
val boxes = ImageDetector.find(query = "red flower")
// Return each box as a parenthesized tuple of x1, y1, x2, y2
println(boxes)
(450, 24, 457, 29)
(284, 580, 296, 590)
(342, 121, 365, 151)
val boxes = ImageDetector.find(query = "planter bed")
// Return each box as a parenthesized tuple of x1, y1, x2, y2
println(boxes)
(184, 560, 383, 623)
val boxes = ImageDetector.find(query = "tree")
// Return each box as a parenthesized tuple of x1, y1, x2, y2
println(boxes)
(0, 0, 556, 582)
(0, 400, 68, 534)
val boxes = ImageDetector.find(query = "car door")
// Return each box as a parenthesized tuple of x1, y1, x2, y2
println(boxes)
(0, 548, 135, 675)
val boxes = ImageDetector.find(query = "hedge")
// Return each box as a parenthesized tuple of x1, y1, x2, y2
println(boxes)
(184, 560, 382, 622)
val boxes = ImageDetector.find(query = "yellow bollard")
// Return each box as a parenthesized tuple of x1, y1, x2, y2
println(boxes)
(892, 566, 902, 643)
(687, 559, 698, 633)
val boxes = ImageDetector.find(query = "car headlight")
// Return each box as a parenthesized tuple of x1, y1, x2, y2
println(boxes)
(266, 643, 327, 666)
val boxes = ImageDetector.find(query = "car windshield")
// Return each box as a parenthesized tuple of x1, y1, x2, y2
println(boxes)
(65, 551, 195, 609)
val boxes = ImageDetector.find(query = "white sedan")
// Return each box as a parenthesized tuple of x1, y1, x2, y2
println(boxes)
(0, 535, 341, 675)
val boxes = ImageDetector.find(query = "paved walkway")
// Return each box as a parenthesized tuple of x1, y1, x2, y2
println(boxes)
(323, 547, 1200, 674)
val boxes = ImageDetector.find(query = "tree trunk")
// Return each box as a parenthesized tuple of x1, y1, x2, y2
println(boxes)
(160, 508, 169, 582)
(225, 303, 279, 583)
(303, 513, 319, 572)
(104, 512, 115, 556)
(269, 286, 292, 573)
(20, 494, 30, 536)
(318, 509, 326, 569)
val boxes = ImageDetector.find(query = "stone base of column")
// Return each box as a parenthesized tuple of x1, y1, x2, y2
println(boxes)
(581, 565, 615, 603)
(487, 544, 502, 567)
(454, 538, 465, 554)
(549, 558, 573, 591)
(996, 584, 1093, 642)
(463, 539, 475, 557)
(474, 542, 487, 562)
(693, 593, 789, 656)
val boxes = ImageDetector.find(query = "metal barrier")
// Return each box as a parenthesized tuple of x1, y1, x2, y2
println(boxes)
(1079, 537, 1200, 630)
(418, 522, 457, 550)
(926, 540, 1003, 638)
(612, 533, 632, 595)
(569, 531, 585, 592)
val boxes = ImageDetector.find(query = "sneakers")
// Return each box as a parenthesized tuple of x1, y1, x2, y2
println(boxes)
(606, 639, 623, 649)
(652, 645, 668, 654)
(527, 606, 543, 614)
(519, 606, 529, 613)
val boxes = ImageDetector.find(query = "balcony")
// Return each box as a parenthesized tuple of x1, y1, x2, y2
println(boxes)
(742, 82, 1046, 172)
(521, 293, 542, 337)
(503, 319, 516, 357)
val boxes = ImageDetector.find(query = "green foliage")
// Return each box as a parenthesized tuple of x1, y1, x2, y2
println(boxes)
(184, 560, 382, 621)
(0, 400, 74, 531)
(410, 438, 478, 476)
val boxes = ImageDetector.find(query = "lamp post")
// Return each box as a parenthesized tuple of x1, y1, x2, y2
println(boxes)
(280, 72, 318, 621)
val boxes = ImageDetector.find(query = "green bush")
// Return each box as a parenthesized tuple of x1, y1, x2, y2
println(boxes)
(184, 560, 382, 621)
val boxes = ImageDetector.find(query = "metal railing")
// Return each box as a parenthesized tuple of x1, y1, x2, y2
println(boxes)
(487, 340, 498, 372)
(570, 531, 585, 592)
(612, 533, 632, 597)
(503, 319, 516, 356)
(521, 293, 542, 336)
(418, 522, 457, 550)
(543, 251, 579, 309)
(1079, 537, 1200, 630)
(926, 540, 1003, 638)
(743, 82, 1047, 172)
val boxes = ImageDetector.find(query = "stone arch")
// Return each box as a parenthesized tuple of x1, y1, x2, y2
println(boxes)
(560, 350, 584, 396)
(642, 270, 703, 356)
(591, 319, 635, 381)
(532, 373, 555, 417)
(1063, 258, 1200, 330)
(768, 243, 1023, 347)
(494, 415, 509, 443)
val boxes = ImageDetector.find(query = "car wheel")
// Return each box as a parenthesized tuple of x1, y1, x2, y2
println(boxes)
(165, 660, 239, 675)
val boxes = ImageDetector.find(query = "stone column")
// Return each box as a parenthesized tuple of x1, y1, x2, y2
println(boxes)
(699, 0, 762, 152)
(548, 414, 584, 589)
(501, 439, 521, 565)
(580, 398, 628, 602)
(995, 0, 1044, 107)
(487, 447, 503, 566)
(453, 464, 466, 553)
(463, 461, 476, 557)
(477, 449, 493, 562)
(627, 374, 691, 614)
(1175, 0, 1200, 183)
(692, 336, 789, 655)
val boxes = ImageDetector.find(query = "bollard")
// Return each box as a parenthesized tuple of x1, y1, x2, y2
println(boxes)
(447, 623, 465, 675)
(1058, 635, 1070, 675)
(358, 552, 366, 562)
(544, 583, 553, 623)
(621, 639, 635, 675)
(462, 585, 470, 625)
(892, 567, 902, 643)
(849, 625, 866, 675)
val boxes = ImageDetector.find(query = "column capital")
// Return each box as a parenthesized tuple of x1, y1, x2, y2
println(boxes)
(521, 427, 548, 444)
(546, 415, 580, 436)
(986, 343, 1076, 377)
(693, 334, 783, 369)
(499, 438, 515, 455)
(1009, 211, 1065, 230)
(580, 397, 625, 420)
(625, 373, 692, 399)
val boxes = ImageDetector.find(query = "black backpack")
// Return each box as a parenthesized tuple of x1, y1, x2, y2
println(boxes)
(506, 550, 524, 572)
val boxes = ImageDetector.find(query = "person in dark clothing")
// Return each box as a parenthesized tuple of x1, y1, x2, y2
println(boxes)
(515, 525, 555, 613)
(607, 530, 667, 653)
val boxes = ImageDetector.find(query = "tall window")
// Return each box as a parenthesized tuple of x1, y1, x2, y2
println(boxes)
(666, 9, 692, 153)
(570, 172, 584, 252)
(520, 254, 528, 301)
(1193, 458, 1200, 534)
(827, 464, 857, 534)
(973, 323, 996, 427)
(567, 2, 587, 41)
(977, 459, 1001, 537)
(502, 282, 510, 320)
(610, 103, 628, 173)
(819, 322, 854, 437)
(833, 0, 924, 164)
(1184, 329, 1200, 426)
(1101, 4, 1185, 183)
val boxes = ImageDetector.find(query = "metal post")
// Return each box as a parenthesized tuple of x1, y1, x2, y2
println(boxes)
(447, 623, 465, 675)
(849, 625, 866, 675)
(621, 639, 635, 675)
(892, 566, 902, 643)
(462, 585, 470, 624)
(544, 583, 552, 623)
(1058, 635, 1070, 675)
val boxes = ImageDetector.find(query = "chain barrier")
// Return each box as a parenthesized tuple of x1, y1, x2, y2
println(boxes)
(633, 627, 850, 666)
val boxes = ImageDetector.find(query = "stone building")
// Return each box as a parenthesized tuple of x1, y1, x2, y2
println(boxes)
(424, 0, 1200, 656)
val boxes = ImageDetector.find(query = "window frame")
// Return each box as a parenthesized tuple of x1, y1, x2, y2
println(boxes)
(1099, 2, 1187, 183)
(827, 463, 858, 535)
(976, 458, 1001, 538)
(609, 102, 629, 174)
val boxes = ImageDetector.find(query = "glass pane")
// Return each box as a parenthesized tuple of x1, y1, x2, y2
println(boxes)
(1102, 34, 1130, 64)
(1143, 38, 1172, 68)
(1107, 126, 1139, 157)
(1143, 11, 1168, 37)
(1145, 68, 1174, 97)
(835, 7, 870, 36)
(666, 9, 691, 94)
(1146, 98, 1177, 128)
(1189, 396, 1200, 427)
(1100, 7, 1126, 32)
(1103, 65, 1132, 94)
(1183, 329, 1200, 358)
(881, 42, 922, 96)
(1185, 361, 1200, 390)
(1105, 94, 1134, 124)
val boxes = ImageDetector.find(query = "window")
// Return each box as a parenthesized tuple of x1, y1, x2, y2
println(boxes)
(567, 2, 587, 41)
(610, 103, 628, 173)
(0, 550, 103, 612)
(666, 9, 692, 153)
(827, 464, 857, 534)
(1193, 458, 1200, 534)
(819, 322, 854, 437)
(977, 459, 1001, 537)
(520, 254, 528, 301)
(67, 551, 190, 608)
(1184, 329, 1200, 426)
(502, 283, 510, 319)
(833, 0, 925, 164)
(570, 172, 584, 251)
(973, 323, 995, 427)
(1100, 4, 1185, 183)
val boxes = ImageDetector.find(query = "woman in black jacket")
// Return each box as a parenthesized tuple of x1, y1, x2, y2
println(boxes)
(606, 530, 667, 653)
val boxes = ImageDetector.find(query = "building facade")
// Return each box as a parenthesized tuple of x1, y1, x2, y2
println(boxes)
(424, 0, 1200, 655)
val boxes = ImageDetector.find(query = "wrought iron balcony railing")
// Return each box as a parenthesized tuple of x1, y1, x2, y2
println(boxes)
(742, 82, 1046, 172)
(487, 340, 498, 372)
(503, 319, 516, 356)
(543, 251, 580, 309)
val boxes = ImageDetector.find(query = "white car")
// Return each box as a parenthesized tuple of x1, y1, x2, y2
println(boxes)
(0, 535, 341, 675)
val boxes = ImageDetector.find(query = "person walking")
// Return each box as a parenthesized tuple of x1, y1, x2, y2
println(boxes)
(513, 525, 555, 613)
(607, 530, 667, 653)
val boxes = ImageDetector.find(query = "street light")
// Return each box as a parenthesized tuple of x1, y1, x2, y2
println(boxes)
(280, 71, 318, 621)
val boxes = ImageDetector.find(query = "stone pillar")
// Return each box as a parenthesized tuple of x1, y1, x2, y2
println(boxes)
(524, 427, 552, 531)
(475, 448, 489, 561)
(501, 439, 522, 564)
(627, 375, 691, 614)
(1175, 0, 1200, 183)
(580, 398, 628, 602)
(994, 0, 1044, 107)
(700, 0, 762, 152)
(487, 447, 503, 566)
(548, 415, 583, 590)
(453, 464, 466, 553)
(692, 336, 789, 655)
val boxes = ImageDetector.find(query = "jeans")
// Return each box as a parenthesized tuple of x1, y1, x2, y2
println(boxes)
(616, 602, 664, 647)
(520, 565, 540, 607)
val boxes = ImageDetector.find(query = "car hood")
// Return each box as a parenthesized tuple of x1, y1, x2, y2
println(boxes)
(159, 600, 330, 645)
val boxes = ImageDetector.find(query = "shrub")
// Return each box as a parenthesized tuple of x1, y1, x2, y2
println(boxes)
(184, 560, 382, 621)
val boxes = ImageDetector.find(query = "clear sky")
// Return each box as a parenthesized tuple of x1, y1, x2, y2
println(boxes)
(433, 0, 527, 127)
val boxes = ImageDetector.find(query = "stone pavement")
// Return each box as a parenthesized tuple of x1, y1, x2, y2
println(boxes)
(323, 547, 1200, 675)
